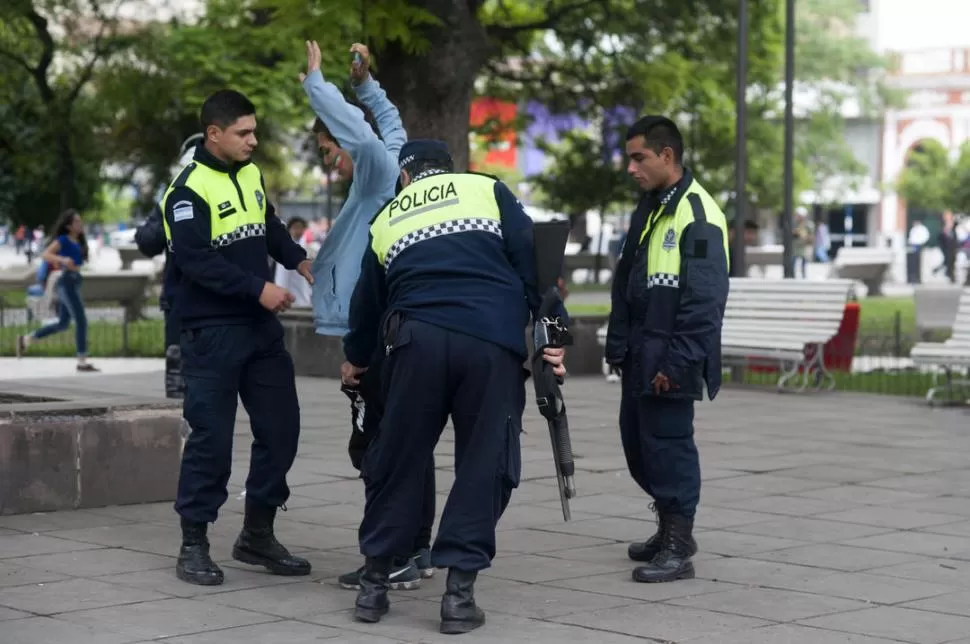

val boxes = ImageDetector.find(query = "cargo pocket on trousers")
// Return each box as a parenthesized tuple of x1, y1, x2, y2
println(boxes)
(379, 325, 412, 399)
(501, 415, 523, 489)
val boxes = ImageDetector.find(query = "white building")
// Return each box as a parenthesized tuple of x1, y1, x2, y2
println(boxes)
(847, 0, 970, 281)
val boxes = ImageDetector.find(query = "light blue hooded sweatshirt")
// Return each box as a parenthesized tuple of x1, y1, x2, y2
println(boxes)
(302, 70, 406, 336)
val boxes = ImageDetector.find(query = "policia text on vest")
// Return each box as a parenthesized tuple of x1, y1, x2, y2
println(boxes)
(386, 180, 459, 223)
(160, 124, 313, 588)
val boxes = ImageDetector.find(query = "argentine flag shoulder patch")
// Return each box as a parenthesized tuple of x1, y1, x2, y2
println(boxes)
(173, 200, 194, 222)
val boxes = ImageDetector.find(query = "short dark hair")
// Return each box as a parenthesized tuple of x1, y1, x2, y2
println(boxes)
(200, 90, 256, 130)
(287, 216, 308, 231)
(312, 117, 337, 145)
(626, 116, 684, 165)
(312, 98, 380, 148)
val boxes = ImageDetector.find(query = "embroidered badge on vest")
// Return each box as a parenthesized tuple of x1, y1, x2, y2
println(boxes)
(254, 190, 264, 210)
(662, 228, 676, 251)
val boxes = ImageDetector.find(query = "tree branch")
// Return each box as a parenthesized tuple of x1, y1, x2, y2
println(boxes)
(486, 0, 602, 41)
(66, 0, 116, 108)
(22, 9, 56, 103)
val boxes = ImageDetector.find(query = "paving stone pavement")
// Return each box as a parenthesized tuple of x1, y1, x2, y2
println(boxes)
(1, 370, 969, 643)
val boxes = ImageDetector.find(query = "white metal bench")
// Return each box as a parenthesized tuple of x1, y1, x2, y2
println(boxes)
(914, 285, 964, 337)
(830, 246, 894, 296)
(721, 278, 855, 392)
(911, 288, 970, 404)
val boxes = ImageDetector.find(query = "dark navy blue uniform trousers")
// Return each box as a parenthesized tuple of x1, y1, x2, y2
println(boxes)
(618, 369, 700, 518)
(359, 319, 525, 571)
(175, 317, 301, 524)
(346, 357, 436, 554)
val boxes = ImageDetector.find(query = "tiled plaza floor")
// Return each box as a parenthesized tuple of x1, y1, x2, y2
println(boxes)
(1, 369, 968, 643)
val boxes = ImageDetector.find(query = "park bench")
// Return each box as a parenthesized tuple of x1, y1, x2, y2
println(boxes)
(914, 285, 964, 337)
(742, 245, 783, 276)
(830, 246, 893, 297)
(910, 287, 970, 404)
(721, 278, 856, 392)
(593, 278, 856, 391)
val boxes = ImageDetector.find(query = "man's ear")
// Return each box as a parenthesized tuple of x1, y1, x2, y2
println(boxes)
(400, 169, 410, 187)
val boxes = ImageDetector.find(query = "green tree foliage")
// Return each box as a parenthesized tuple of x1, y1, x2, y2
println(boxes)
(0, 0, 137, 228)
(518, 0, 894, 223)
(897, 140, 970, 214)
(528, 127, 631, 231)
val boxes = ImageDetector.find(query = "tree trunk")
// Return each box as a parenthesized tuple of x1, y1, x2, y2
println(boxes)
(374, 1, 490, 172)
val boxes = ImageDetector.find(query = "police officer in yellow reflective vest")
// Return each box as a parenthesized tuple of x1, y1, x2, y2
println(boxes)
(605, 116, 729, 584)
(341, 140, 567, 634)
(161, 90, 315, 586)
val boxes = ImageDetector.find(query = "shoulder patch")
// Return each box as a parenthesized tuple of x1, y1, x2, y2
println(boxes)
(172, 200, 195, 222)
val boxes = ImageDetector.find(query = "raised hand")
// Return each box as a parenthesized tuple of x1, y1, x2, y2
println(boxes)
(350, 42, 370, 85)
(299, 40, 322, 83)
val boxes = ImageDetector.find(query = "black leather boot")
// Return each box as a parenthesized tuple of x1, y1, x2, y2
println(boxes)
(633, 514, 697, 583)
(232, 498, 311, 576)
(628, 504, 668, 562)
(354, 557, 391, 623)
(176, 518, 224, 586)
(440, 568, 485, 635)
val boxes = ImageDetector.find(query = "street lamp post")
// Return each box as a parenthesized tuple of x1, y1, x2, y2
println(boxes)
(782, 0, 796, 278)
(732, 0, 748, 278)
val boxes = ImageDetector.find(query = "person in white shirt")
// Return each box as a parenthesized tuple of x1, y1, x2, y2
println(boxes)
(274, 217, 314, 307)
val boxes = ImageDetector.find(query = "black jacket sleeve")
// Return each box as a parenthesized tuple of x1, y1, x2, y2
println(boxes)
(662, 216, 730, 382)
(165, 186, 265, 300)
(494, 181, 542, 318)
(343, 237, 388, 368)
(134, 204, 166, 257)
(605, 195, 652, 365)
(493, 180, 570, 325)
(263, 177, 307, 270)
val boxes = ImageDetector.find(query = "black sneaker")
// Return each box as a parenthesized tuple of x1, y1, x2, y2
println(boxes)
(339, 558, 421, 591)
(414, 548, 434, 579)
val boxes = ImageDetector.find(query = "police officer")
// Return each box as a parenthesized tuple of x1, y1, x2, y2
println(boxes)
(342, 140, 566, 634)
(161, 89, 315, 586)
(135, 134, 202, 399)
(604, 116, 729, 584)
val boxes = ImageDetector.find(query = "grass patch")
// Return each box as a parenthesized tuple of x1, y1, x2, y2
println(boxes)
(569, 303, 611, 317)
(567, 295, 918, 330)
(742, 367, 938, 397)
(857, 296, 915, 335)
(0, 289, 28, 308)
(0, 319, 165, 358)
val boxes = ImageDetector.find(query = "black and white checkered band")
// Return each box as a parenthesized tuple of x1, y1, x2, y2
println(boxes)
(211, 223, 266, 248)
(166, 223, 265, 252)
(384, 218, 503, 267)
(647, 272, 679, 289)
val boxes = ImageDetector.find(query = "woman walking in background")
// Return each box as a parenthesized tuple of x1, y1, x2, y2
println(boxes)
(16, 209, 99, 372)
